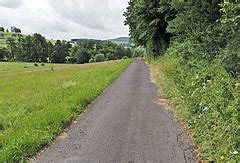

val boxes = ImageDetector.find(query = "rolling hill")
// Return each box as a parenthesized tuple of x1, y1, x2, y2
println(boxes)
(107, 37, 130, 44)
(71, 37, 131, 45)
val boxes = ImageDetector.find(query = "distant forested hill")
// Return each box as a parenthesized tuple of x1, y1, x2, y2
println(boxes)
(107, 37, 130, 44)
(71, 37, 131, 44)
(71, 38, 102, 44)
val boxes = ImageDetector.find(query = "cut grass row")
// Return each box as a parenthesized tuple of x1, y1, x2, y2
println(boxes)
(0, 60, 132, 161)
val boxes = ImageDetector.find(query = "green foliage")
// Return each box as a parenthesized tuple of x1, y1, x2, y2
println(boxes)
(128, 0, 240, 160)
(1, 30, 134, 64)
(73, 48, 92, 64)
(132, 46, 145, 58)
(124, 0, 176, 57)
(89, 58, 94, 63)
(67, 57, 78, 64)
(0, 60, 132, 161)
(51, 40, 72, 63)
(10, 26, 21, 33)
(152, 55, 239, 161)
(0, 48, 7, 61)
(94, 54, 106, 62)
(6, 38, 17, 61)
(3, 33, 72, 63)
(218, 2, 240, 76)
(0, 27, 4, 32)
(30, 33, 51, 62)
(122, 56, 128, 59)
(106, 53, 116, 60)
(71, 40, 133, 64)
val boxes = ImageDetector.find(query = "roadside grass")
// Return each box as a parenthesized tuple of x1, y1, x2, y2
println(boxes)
(0, 62, 52, 72)
(0, 60, 132, 161)
(150, 56, 239, 161)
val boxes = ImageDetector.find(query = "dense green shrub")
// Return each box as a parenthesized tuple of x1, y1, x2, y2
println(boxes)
(67, 57, 78, 64)
(89, 58, 94, 63)
(106, 53, 116, 60)
(74, 49, 92, 64)
(0, 48, 7, 61)
(132, 47, 145, 58)
(94, 54, 106, 62)
(122, 56, 128, 59)
(152, 54, 239, 161)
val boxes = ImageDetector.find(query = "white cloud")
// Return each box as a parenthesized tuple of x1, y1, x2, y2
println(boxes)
(0, 0, 23, 8)
(0, 0, 129, 40)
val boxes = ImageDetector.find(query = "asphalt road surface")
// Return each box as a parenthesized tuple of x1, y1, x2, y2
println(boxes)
(36, 60, 196, 163)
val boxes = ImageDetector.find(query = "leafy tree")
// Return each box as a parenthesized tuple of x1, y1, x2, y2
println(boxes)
(10, 26, 21, 33)
(80, 39, 95, 49)
(124, 0, 176, 57)
(31, 33, 49, 62)
(6, 38, 17, 61)
(16, 35, 33, 61)
(0, 48, 7, 61)
(71, 40, 133, 64)
(0, 27, 4, 32)
(74, 48, 92, 64)
(51, 40, 71, 63)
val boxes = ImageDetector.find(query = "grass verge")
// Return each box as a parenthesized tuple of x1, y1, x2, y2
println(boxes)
(0, 60, 132, 161)
(150, 56, 239, 161)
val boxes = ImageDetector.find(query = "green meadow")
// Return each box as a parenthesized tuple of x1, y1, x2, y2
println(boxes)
(0, 60, 132, 161)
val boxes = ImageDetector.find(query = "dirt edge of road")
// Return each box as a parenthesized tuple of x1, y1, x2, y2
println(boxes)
(148, 62, 200, 160)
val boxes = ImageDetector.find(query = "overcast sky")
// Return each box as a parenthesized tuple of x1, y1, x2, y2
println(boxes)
(0, 0, 130, 40)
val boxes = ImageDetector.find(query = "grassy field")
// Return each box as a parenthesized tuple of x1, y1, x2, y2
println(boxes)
(0, 62, 52, 72)
(0, 60, 132, 161)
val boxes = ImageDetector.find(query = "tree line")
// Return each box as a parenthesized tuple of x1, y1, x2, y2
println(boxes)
(124, 0, 239, 75)
(0, 34, 72, 63)
(70, 39, 133, 64)
(0, 33, 142, 64)
(0, 26, 21, 33)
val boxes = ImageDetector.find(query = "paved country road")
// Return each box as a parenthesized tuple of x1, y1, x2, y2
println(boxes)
(36, 60, 196, 163)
